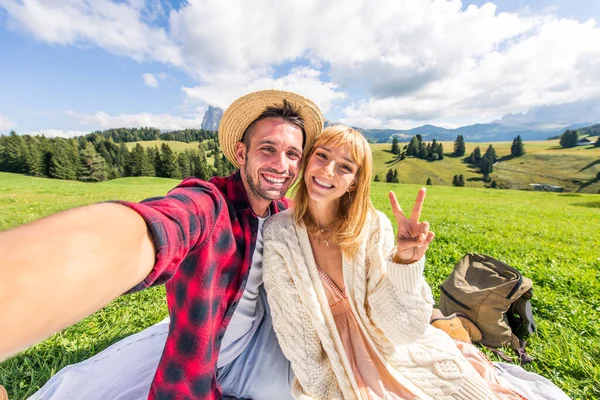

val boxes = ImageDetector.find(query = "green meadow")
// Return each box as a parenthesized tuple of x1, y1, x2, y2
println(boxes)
(0, 171, 599, 399)
(371, 139, 600, 193)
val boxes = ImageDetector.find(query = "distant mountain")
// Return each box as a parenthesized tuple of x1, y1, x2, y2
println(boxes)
(202, 104, 599, 143)
(356, 120, 600, 143)
(201, 106, 223, 131)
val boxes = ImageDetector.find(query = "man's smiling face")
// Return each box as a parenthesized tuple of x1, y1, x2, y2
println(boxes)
(236, 117, 304, 208)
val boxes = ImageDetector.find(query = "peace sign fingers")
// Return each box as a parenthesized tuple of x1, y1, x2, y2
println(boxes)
(388, 191, 406, 224)
(410, 187, 426, 223)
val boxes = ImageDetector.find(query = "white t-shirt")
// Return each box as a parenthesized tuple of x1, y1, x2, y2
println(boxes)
(217, 212, 269, 368)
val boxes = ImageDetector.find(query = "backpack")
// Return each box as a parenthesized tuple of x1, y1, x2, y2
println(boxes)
(438, 253, 536, 363)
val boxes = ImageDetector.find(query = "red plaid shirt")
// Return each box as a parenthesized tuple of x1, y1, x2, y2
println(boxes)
(116, 171, 290, 400)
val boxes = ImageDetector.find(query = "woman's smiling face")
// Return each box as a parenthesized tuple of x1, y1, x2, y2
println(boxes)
(304, 144, 358, 206)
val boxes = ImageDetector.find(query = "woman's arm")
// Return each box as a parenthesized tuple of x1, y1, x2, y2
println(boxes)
(363, 211, 434, 345)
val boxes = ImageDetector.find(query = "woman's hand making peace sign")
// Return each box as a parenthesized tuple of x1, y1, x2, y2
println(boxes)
(388, 188, 435, 264)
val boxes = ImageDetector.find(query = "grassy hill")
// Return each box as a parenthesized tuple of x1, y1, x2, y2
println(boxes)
(0, 172, 598, 398)
(124, 139, 218, 166)
(124, 139, 203, 152)
(372, 139, 600, 193)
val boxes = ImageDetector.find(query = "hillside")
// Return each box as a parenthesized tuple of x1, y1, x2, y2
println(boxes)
(371, 139, 600, 193)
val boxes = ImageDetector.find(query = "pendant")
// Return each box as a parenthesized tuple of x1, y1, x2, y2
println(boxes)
(315, 237, 329, 247)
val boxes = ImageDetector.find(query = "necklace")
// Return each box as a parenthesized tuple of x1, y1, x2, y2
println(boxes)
(312, 221, 335, 247)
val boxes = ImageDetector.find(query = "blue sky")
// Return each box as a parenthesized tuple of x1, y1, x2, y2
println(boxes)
(1, 0, 600, 136)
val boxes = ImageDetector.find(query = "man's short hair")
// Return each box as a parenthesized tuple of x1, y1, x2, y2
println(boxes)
(240, 99, 306, 149)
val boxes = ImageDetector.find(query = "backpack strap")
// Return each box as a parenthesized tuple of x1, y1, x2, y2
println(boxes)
(482, 340, 533, 365)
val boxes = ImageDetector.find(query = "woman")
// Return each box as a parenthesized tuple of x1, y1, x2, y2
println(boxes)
(263, 125, 516, 399)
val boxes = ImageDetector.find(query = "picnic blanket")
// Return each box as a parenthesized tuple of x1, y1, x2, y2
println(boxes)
(29, 319, 570, 400)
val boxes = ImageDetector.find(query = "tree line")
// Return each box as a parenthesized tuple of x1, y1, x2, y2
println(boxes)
(559, 125, 600, 149)
(390, 135, 445, 161)
(88, 127, 217, 143)
(0, 129, 236, 182)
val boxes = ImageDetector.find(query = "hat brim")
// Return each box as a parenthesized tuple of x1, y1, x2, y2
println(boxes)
(218, 90, 324, 168)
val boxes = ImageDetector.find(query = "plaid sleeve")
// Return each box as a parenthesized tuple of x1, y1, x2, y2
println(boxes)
(113, 178, 223, 293)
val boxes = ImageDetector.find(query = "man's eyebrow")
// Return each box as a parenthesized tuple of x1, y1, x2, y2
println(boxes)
(258, 139, 302, 154)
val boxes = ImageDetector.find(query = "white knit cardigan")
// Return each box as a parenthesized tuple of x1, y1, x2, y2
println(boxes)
(263, 209, 496, 400)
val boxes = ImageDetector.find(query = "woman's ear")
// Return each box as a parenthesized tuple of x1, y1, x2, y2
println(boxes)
(348, 179, 358, 192)
(235, 142, 247, 166)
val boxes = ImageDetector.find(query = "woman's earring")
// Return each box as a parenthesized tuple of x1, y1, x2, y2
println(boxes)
(348, 191, 352, 200)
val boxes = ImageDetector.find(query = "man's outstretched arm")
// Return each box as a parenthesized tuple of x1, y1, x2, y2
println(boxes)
(0, 203, 156, 360)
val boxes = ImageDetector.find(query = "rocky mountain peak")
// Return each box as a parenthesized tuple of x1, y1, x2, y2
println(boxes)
(201, 106, 223, 131)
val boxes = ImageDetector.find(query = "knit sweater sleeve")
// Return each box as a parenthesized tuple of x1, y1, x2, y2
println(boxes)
(263, 214, 346, 400)
(363, 211, 434, 345)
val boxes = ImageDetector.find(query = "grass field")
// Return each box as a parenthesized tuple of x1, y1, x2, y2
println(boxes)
(0, 172, 599, 399)
(124, 140, 203, 152)
(370, 140, 600, 193)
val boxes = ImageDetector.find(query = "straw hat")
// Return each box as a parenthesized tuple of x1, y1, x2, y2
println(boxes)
(218, 89, 324, 168)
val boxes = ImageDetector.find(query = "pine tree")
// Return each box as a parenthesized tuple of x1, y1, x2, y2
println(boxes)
(491, 180, 498, 188)
(473, 146, 482, 161)
(452, 175, 459, 186)
(418, 146, 428, 160)
(24, 135, 42, 176)
(147, 146, 160, 175)
(221, 154, 235, 175)
(391, 137, 400, 155)
(392, 169, 399, 183)
(484, 144, 498, 163)
(157, 143, 181, 179)
(426, 177, 432, 185)
(595, 136, 600, 147)
(467, 152, 476, 165)
(481, 156, 493, 177)
(196, 153, 211, 180)
(511, 135, 526, 156)
(79, 142, 108, 182)
(2, 131, 27, 173)
(178, 151, 192, 178)
(453, 135, 466, 157)
(416, 135, 423, 150)
(385, 169, 394, 183)
(406, 136, 419, 156)
(129, 143, 154, 176)
(48, 143, 78, 180)
(374, 174, 381, 182)
(559, 130, 578, 148)
(213, 149, 223, 176)
(458, 174, 465, 187)
(437, 143, 444, 160)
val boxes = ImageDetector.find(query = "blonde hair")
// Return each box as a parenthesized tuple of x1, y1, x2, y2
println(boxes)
(293, 125, 375, 259)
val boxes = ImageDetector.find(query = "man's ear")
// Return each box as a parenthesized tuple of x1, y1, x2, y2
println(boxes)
(235, 142, 247, 166)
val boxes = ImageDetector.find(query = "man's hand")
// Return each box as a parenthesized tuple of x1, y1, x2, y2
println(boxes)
(388, 188, 435, 264)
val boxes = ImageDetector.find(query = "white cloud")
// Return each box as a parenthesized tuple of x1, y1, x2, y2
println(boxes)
(23, 129, 91, 138)
(182, 67, 346, 113)
(0, 114, 16, 131)
(0, 0, 183, 66)
(142, 73, 159, 88)
(4, 0, 600, 128)
(64, 110, 203, 130)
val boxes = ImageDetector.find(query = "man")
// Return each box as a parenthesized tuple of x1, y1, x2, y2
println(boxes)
(0, 90, 324, 399)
